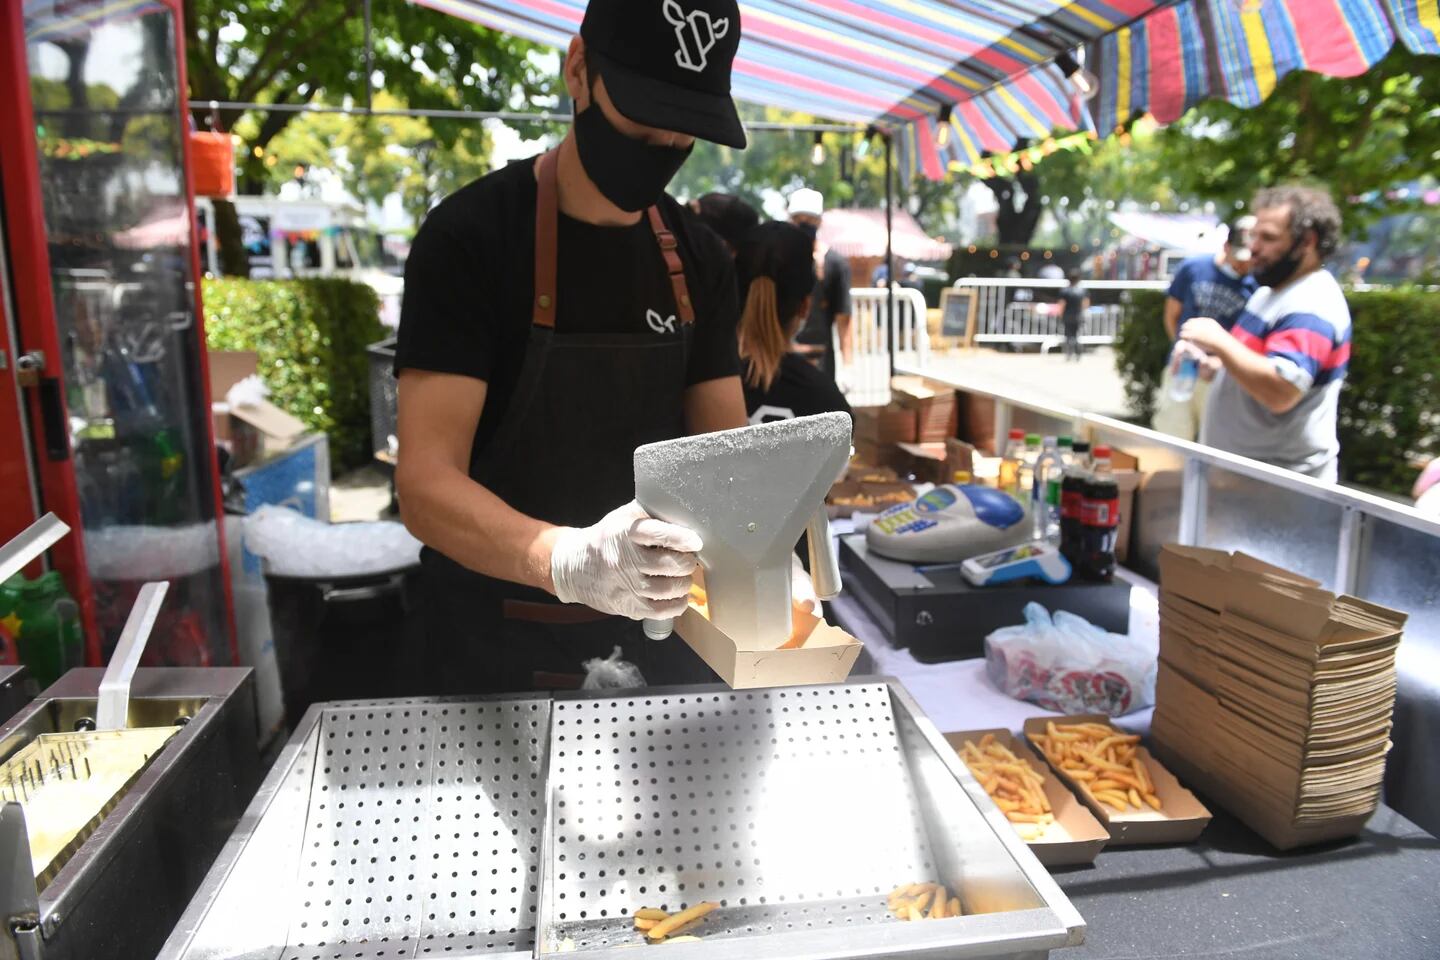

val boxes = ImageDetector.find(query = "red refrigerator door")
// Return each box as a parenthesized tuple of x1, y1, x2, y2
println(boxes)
(0, 0, 236, 667)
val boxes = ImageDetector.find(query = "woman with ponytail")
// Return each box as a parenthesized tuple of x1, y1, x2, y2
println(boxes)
(735, 222, 851, 424)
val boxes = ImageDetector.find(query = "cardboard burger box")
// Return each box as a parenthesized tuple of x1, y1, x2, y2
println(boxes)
(1152, 544, 1407, 850)
(207, 349, 308, 468)
(673, 572, 862, 690)
(1023, 714, 1212, 845)
(943, 728, 1109, 866)
(891, 376, 959, 444)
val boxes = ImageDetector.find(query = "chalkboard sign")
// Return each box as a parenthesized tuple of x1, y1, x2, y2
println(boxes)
(939, 289, 975, 339)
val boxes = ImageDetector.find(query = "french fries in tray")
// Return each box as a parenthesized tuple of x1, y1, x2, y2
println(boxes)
(1030, 721, 1163, 814)
(955, 734, 1057, 841)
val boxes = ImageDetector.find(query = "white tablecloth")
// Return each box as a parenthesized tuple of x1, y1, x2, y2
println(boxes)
(827, 565, 1157, 738)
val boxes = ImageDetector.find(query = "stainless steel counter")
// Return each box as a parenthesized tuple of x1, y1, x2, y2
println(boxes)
(161, 680, 1084, 960)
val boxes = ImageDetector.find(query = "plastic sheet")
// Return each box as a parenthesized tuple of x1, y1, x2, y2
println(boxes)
(985, 602, 1157, 717)
(243, 505, 420, 578)
(581, 646, 646, 690)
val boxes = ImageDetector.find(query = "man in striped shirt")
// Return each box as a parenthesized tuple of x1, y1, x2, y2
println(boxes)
(1180, 185, 1350, 482)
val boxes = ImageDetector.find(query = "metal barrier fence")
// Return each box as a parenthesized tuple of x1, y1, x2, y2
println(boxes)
(839, 286, 930, 407)
(955, 277, 1169, 350)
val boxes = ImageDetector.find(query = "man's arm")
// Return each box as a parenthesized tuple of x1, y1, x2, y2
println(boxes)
(394, 370, 561, 592)
(832, 254, 854, 365)
(684, 375, 748, 434)
(1179, 317, 1303, 415)
(1162, 296, 1183, 340)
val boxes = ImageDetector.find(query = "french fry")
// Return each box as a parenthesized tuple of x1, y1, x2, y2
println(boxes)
(928, 893, 947, 919)
(956, 736, 1054, 841)
(634, 918, 659, 931)
(634, 909, 670, 922)
(647, 903, 718, 941)
(1033, 722, 1164, 815)
(949, 898, 962, 917)
(906, 903, 924, 923)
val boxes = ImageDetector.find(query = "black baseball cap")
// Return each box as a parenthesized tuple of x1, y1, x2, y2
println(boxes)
(581, 0, 747, 149)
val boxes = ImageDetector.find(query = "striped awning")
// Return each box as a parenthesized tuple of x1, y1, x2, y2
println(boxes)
(415, 0, 1440, 183)
(1089, 0, 1440, 134)
(413, 0, 1161, 174)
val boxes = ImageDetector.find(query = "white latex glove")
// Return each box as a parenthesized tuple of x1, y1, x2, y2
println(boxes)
(551, 501, 701, 621)
(791, 554, 819, 615)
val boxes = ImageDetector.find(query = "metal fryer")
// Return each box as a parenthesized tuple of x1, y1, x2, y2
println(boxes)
(162, 681, 1083, 960)
(0, 667, 259, 960)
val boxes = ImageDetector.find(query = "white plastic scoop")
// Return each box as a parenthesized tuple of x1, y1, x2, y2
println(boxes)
(634, 412, 852, 650)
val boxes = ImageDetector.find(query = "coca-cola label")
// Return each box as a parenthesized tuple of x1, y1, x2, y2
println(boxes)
(1081, 497, 1120, 527)
(1061, 489, 1083, 520)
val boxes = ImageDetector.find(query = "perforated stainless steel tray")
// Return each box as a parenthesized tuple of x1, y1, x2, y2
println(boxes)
(160, 682, 1083, 960)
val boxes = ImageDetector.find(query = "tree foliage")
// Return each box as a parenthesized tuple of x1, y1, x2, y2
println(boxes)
(183, 0, 553, 270)
(1152, 46, 1440, 228)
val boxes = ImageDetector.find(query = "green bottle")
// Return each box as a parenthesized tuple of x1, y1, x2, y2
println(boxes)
(15, 572, 84, 688)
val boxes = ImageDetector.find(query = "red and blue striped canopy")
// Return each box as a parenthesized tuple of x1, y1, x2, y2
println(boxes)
(414, 0, 1440, 181)
(412, 0, 1158, 164)
(1089, 0, 1440, 134)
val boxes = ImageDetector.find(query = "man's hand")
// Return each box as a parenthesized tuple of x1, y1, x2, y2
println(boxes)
(550, 501, 702, 621)
(1199, 356, 1223, 382)
(1178, 316, 1232, 356)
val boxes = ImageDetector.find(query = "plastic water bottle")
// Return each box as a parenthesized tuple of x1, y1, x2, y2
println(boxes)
(1170, 355, 1199, 403)
(1031, 436, 1066, 541)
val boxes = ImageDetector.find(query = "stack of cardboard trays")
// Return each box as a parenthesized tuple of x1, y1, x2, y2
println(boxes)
(1152, 544, 1407, 850)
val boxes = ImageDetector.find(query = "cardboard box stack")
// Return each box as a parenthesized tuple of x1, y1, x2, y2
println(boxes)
(1152, 545, 1407, 850)
(891, 376, 959, 443)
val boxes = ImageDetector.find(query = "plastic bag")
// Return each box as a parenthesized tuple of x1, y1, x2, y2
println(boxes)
(244, 505, 421, 578)
(581, 646, 646, 690)
(984, 602, 1156, 716)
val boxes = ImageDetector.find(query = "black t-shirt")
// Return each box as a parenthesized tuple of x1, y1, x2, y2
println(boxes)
(797, 248, 852, 346)
(1059, 284, 1087, 326)
(743, 353, 852, 424)
(395, 155, 740, 455)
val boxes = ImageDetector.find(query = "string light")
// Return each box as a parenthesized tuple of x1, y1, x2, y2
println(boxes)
(936, 104, 953, 147)
(811, 132, 826, 166)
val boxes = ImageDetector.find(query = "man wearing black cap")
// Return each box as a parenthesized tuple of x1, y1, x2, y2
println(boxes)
(392, 0, 789, 693)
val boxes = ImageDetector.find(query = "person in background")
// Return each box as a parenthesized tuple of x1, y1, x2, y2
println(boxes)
(787, 187, 852, 380)
(1038, 261, 1065, 280)
(689, 192, 759, 257)
(1184, 185, 1351, 482)
(898, 261, 924, 293)
(1153, 216, 1257, 440)
(733, 221, 851, 424)
(1057, 269, 1088, 362)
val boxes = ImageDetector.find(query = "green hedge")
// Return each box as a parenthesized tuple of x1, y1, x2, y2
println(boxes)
(1113, 286, 1440, 497)
(203, 277, 385, 473)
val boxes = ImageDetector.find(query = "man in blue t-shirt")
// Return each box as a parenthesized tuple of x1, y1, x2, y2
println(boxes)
(1153, 216, 1257, 440)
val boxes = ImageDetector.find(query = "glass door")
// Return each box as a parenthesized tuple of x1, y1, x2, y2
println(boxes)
(22, 0, 232, 665)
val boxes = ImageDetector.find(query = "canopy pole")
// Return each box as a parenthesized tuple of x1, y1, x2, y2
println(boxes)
(884, 131, 895, 380)
(363, 0, 373, 112)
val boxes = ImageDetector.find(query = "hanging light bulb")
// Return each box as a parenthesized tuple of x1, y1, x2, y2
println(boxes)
(1055, 49, 1100, 102)
(811, 132, 826, 166)
(936, 104, 953, 147)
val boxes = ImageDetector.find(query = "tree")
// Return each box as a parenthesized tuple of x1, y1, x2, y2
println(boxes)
(183, 0, 554, 272)
(669, 105, 962, 238)
(253, 90, 492, 224)
(1152, 45, 1440, 230)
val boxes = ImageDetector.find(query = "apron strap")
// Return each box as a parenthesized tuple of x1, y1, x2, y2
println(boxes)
(533, 148, 695, 327)
(533, 150, 560, 328)
(646, 206, 696, 325)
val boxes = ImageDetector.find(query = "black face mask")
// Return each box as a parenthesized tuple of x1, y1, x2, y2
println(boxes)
(1253, 237, 1305, 288)
(573, 98, 692, 213)
(795, 222, 818, 240)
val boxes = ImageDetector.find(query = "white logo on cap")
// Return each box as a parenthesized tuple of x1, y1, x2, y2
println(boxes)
(646, 309, 677, 334)
(663, 0, 729, 74)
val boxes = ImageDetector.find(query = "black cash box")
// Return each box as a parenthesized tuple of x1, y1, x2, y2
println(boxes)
(839, 534, 1133, 662)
